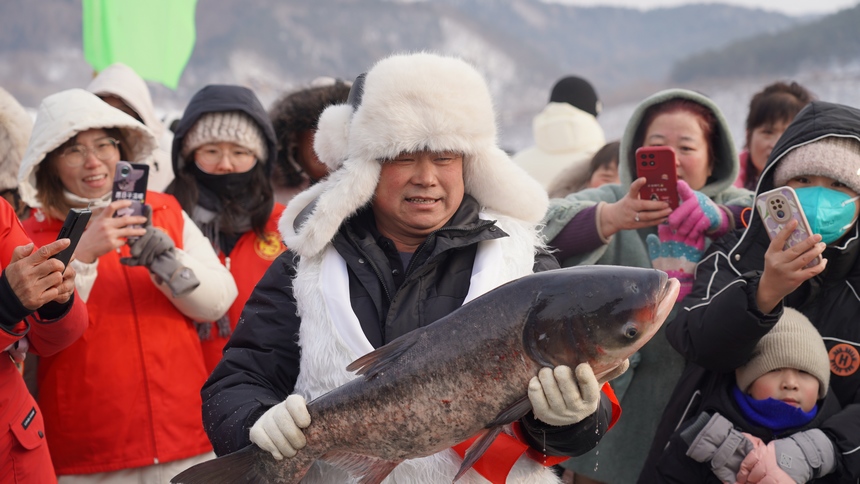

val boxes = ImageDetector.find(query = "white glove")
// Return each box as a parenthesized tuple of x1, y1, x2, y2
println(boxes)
(249, 394, 312, 460)
(529, 363, 600, 426)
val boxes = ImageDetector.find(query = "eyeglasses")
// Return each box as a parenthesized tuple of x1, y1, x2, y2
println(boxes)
(195, 145, 256, 169)
(59, 138, 120, 167)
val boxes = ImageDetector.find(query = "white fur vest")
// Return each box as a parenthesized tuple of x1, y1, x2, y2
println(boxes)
(292, 212, 561, 484)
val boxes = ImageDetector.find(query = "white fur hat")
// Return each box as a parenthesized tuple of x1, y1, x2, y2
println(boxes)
(0, 88, 33, 192)
(281, 52, 548, 257)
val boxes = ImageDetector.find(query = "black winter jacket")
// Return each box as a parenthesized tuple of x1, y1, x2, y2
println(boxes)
(654, 375, 842, 484)
(202, 196, 614, 458)
(639, 101, 860, 483)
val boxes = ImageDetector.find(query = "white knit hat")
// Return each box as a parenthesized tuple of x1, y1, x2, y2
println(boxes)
(736, 307, 830, 398)
(280, 52, 548, 258)
(181, 111, 267, 162)
(774, 136, 860, 194)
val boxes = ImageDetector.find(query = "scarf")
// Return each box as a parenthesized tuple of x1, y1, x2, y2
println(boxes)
(188, 164, 262, 340)
(63, 189, 111, 210)
(732, 385, 817, 433)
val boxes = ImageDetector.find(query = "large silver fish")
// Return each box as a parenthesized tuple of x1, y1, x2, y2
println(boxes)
(174, 265, 679, 484)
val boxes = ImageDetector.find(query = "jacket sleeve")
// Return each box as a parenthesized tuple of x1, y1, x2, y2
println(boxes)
(518, 392, 613, 456)
(820, 401, 860, 479)
(666, 236, 781, 372)
(201, 251, 301, 456)
(24, 293, 88, 357)
(163, 210, 238, 321)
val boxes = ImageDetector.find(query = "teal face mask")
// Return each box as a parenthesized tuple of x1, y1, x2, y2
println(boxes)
(795, 187, 860, 245)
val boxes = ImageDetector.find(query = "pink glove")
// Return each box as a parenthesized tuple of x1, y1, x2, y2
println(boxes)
(646, 220, 704, 302)
(668, 180, 730, 251)
(735, 436, 795, 484)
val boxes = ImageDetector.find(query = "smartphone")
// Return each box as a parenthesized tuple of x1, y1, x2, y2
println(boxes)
(52, 208, 92, 268)
(111, 161, 149, 225)
(635, 146, 679, 209)
(755, 186, 821, 268)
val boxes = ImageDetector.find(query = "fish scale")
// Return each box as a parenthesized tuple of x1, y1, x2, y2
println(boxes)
(173, 265, 679, 484)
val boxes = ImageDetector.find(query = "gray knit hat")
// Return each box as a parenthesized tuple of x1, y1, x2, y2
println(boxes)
(774, 136, 860, 194)
(736, 307, 830, 398)
(181, 111, 267, 162)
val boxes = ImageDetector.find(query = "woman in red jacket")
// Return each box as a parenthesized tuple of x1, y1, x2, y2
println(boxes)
(0, 197, 87, 483)
(16, 89, 238, 483)
(166, 85, 286, 374)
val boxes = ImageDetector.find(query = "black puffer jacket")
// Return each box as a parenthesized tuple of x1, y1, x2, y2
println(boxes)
(640, 101, 860, 483)
(654, 375, 842, 483)
(202, 195, 613, 457)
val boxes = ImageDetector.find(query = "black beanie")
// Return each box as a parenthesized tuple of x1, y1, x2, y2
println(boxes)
(549, 76, 601, 117)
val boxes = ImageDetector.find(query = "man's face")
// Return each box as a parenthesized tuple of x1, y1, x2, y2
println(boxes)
(372, 150, 465, 251)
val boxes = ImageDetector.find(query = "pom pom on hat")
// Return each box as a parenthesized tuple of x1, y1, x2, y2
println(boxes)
(735, 307, 831, 398)
(181, 111, 267, 162)
(774, 136, 860, 194)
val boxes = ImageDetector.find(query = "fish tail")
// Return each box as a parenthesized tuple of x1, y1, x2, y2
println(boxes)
(171, 445, 268, 483)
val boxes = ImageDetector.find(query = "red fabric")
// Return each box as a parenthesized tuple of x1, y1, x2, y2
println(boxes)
(602, 383, 621, 429)
(452, 432, 530, 484)
(200, 204, 286, 373)
(0, 198, 88, 483)
(24, 192, 213, 475)
(451, 384, 622, 483)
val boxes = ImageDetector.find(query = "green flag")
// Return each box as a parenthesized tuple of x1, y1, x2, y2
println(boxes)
(83, 0, 198, 89)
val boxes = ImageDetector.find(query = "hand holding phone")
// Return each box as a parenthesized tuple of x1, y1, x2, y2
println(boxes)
(636, 146, 679, 209)
(51, 208, 93, 269)
(755, 186, 821, 269)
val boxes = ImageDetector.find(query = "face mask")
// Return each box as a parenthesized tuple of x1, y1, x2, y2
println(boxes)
(795, 186, 860, 245)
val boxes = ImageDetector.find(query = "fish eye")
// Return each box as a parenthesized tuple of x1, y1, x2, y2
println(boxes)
(623, 323, 639, 339)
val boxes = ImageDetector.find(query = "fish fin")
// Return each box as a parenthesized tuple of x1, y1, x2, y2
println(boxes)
(486, 394, 533, 427)
(346, 332, 418, 378)
(171, 445, 264, 483)
(454, 426, 505, 482)
(323, 451, 400, 484)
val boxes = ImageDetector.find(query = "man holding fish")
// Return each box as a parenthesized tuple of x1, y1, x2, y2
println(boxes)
(189, 53, 676, 484)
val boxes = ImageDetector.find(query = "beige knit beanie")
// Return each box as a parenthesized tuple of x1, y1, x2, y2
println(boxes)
(736, 307, 830, 398)
(181, 111, 267, 162)
(774, 136, 860, 194)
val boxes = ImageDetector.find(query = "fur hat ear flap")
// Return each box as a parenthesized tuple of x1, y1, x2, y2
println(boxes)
(465, 146, 549, 224)
(280, 152, 382, 257)
(314, 104, 354, 171)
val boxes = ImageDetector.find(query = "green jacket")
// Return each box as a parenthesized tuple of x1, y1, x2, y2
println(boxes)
(543, 88, 752, 269)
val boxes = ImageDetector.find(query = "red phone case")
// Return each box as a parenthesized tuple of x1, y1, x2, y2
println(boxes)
(755, 186, 821, 268)
(635, 146, 679, 209)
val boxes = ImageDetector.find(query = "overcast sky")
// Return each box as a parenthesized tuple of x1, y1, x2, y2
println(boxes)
(543, 0, 859, 16)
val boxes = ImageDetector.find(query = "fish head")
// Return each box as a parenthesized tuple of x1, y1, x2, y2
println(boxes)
(522, 265, 680, 377)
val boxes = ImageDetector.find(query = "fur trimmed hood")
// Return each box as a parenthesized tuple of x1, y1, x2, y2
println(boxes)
(0, 88, 33, 192)
(282, 52, 548, 258)
(18, 89, 157, 208)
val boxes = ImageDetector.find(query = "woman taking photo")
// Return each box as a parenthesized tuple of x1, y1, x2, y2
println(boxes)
(16, 88, 237, 483)
(542, 88, 753, 484)
(167, 84, 286, 374)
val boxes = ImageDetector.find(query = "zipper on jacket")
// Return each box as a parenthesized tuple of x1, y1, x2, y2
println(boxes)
(404, 220, 495, 277)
